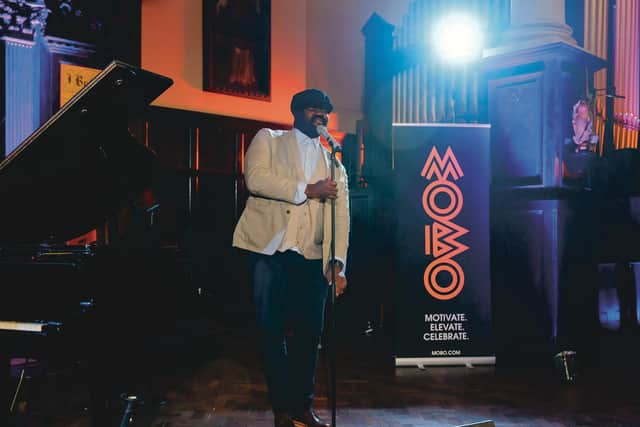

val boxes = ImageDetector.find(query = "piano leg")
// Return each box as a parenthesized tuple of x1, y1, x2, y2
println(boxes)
(88, 357, 112, 427)
(1, 345, 8, 425)
(87, 319, 122, 427)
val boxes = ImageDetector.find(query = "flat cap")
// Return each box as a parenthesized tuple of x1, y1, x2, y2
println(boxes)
(290, 88, 333, 113)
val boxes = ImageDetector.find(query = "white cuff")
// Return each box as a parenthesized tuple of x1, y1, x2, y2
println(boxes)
(333, 257, 346, 277)
(293, 181, 308, 204)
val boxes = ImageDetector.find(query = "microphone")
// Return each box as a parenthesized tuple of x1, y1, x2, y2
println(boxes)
(316, 125, 342, 152)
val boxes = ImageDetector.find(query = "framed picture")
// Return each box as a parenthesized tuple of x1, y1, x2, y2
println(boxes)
(203, 0, 271, 100)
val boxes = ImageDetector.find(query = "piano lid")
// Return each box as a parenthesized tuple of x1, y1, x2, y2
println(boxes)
(0, 61, 173, 244)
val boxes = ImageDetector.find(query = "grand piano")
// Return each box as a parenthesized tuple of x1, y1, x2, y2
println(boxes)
(0, 61, 183, 425)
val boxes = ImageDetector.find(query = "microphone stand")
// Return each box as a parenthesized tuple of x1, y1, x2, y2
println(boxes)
(318, 124, 341, 427)
(329, 141, 341, 427)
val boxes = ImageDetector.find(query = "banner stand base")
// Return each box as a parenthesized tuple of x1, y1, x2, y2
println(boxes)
(395, 356, 495, 368)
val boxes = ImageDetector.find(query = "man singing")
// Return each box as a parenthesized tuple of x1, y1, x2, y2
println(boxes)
(233, 88, 350, 427)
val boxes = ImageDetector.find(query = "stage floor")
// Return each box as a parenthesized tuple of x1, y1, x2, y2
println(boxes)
(7, 301, 640, 427)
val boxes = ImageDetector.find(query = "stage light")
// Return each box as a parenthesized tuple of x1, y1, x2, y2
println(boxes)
(431, 13, 484, 63)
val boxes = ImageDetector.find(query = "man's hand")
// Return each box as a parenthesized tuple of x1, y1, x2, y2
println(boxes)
(325, 264, 347, 297)
(305, 178, 338, 200)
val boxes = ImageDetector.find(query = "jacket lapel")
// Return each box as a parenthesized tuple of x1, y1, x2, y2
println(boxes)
(315, 146, 330, 181)
(282, 130, 305, 181)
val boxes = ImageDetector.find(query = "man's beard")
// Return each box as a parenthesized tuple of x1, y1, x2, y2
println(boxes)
(293, 112, 327, 138)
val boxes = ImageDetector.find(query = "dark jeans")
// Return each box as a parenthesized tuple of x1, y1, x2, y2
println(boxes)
(248, 250, 328, 414)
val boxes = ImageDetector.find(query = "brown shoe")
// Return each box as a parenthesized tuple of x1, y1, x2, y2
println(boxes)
(274, 412, 296, 427)
(291, 409, 330, 427)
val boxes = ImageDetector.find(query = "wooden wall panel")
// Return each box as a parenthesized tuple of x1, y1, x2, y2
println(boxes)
(143, 106, 287, 291)
(489, 73, 544, 186)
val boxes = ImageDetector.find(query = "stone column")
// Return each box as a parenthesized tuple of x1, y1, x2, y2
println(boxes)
(499, 0, 577, 52)
(0, 0, 49, 157)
